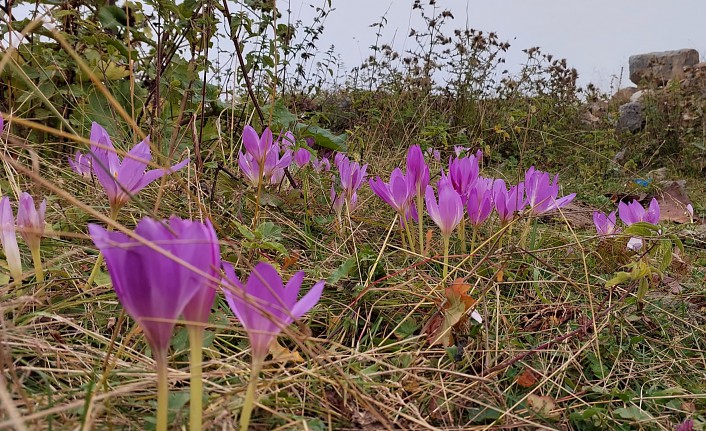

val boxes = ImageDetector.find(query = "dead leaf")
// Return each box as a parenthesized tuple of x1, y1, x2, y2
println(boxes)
(527, 394, 559, 419)
(655, 180, 693, 223)
(516, 367, 538, 388)
(496, 269, 504, 282)
(663, 275, 683, 294)
(282, 252, 300, 271)
(268, 340, 304, 363)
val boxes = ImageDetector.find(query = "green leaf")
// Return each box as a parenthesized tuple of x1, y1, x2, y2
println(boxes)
(623, 222, 658, 238)
(605, 271, 631, 287)
(263, 99, 297, 128)
(297, 124, 348, 152)
(614, 405, 651, 421)
(327, 255, 357, 284)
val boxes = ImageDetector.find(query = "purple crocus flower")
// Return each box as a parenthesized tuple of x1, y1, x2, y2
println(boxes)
(448, 153, 480, 201)
(466, 177, 494, 226)
(369, 168, 416, 226)
(89, 123, 189, 212)
(618, 198, 660, 226)
(425, 182, 464, 238)
(524, 166, 575, 215)
(333, 154, 367, 213)
(293, 147, 312, 168)
(222, 261, 324, 361)
(88, 217, 220, 356)
(279, 131, 296, 151)
(68, 151, 93, 179)
(493, 179, 525, 224)
(0, 114, 4, 134)
(0, 197, 22, 281)
(238, 126, 292, 187)
(16, 192, 46, 253)
(312, 157, 331, 173)
(406, 145, 430, 196)
(425, 147, 441, 162)
(593, 210, 619, 236)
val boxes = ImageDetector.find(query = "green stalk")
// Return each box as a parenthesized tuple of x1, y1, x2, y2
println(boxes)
(239, 358, 263, 431)
(155, 351, 169, 431)
(30, 247, 43, 283)
(402, 214, 415, 253)
(87, 206, 120, 287)
(442, 234, 450, 280)
(188, 326, 204, 431)
(416, 191, 425, 256)
(469, 224, 478, 265)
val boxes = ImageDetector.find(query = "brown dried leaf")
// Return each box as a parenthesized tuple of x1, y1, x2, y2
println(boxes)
(282, 252, 300, 271)
(516, 367, 538, 388)
(527, 394, 559, 419)
(268, 340, 304, 363)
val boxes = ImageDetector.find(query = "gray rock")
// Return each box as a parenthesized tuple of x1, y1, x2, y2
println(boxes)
(616, 101, 645, 133)
(629, 89, 651, 103)
(629, 49, 699, 86)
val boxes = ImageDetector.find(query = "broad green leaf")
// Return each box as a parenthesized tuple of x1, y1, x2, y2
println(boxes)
(614, 405, 651, 421)
(297, 124, 348, 152)
(605, 271, 631, 287)
(327, 255, 357, 284)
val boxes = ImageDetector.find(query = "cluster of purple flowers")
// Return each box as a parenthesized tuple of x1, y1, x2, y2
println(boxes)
(237, 127, 333, 188)
(369, 145, 576, 240)
(593, 197, 668, 250)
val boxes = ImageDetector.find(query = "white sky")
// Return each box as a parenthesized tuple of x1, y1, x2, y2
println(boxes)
(284, 0, 706, 91)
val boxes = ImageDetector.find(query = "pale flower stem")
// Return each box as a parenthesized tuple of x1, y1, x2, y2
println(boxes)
(416, 192, 425, 256)
(86, 207, 120, 287)
(254, 166, 264, 227)
(469, 225, 478, 266)
(442, 235, 450, 280)
(188, 326, 204, 431)
(239, 358, 263, 431)
(30, 247, 43, 283)
(403, 216, 415, 254)
(155, 351, 169, 431)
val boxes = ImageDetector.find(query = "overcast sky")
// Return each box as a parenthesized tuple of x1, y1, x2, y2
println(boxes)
(283, 0, 706, 91)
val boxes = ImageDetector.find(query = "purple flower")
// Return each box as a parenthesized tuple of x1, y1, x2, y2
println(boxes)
(524, 166, 575, 215)
(0, 114, 4, 134)
(88, 217, 220, 356)
(493, 179, 525, 224)
(593, 210, 619, 236)
(406, 145, 430, 196)
(293, 148, 312, 168)
(68, 151, 93, 179)
(454, 146, 470, 157)
(89, 123, 189, 211)
(618, 198, 660, 226)
(0, 197, 22, 281)
(676, 419, 694, 431)
(238, 126, 292, 187)
(425, 147, 440, 162)
(425, 182, 464, 238)
(448, 153, 480, 201)
(369, 168, 416, 226)
(312, 157, 331, 173)
(16, 193, 46, 252)
(333, 154, 367, 213)
(466, 177, 494, 226)
(242, 125, 272, 165)
(279, 131, 296, 151)
(222, 261, 324, 360)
